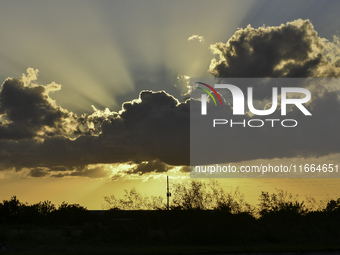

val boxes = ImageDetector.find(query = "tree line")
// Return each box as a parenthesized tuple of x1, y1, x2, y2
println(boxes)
(1, 180, 340, 251)
(0, 180, 339, 224)
(103, 180, 339, 215)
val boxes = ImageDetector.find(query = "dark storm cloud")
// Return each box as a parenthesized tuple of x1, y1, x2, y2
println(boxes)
(209, 19, 340, 78)
(0, 69, 77, 139)
(0, 69, 120, 139)
(128, 160, 171, 175)
(0, 90, 189, 172)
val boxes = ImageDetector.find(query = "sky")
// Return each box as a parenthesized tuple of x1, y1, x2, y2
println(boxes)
(0, 0, 340, 209)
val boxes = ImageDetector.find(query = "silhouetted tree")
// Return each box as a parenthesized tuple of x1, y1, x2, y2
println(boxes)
(324, 198, 340, 213)
(171, 180, 208, 210)
(104, 188, 165, 210)
(34, 200, 56, 216)
(0, 196, 26, 223)
(258, 189, 307, 217)
(209, 181, 253, 213)
(103, 180, 253, 212)
(171, 180, 252, 212)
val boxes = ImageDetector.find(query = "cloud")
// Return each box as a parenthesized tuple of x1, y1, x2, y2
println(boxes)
(0, 68, 78, 140)
(0, 85, 190, 172)
(180, 166, 190, 173)
(128, 160, 171, 175)
(27, 165, 109, 179)
(29, 168, 49, 178)
(209, 19, 340, 78)
(188, 35, 205, 44)
(65, 165, 109, 178)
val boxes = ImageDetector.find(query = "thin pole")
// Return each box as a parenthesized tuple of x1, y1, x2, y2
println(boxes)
(167, 176, 170, 210)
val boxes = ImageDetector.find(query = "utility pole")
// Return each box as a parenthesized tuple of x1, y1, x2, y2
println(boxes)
(167, 176, 171, 210)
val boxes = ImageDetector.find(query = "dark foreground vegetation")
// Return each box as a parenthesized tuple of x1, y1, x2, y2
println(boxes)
(1, 181, 340, 254)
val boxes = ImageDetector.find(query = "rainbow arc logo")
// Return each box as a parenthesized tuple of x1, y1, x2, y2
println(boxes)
(196, 82, 223, 106)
